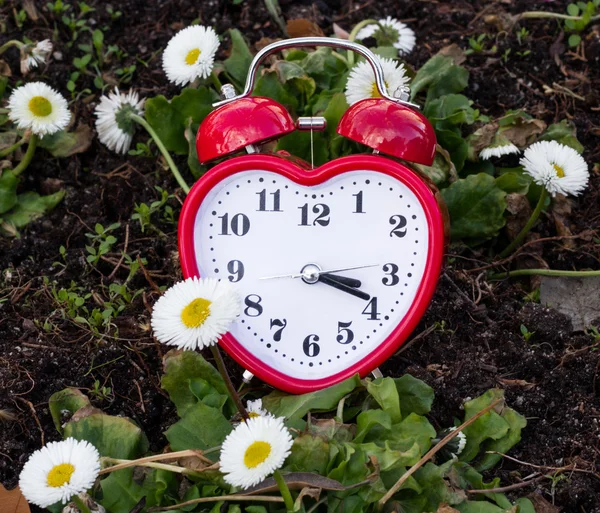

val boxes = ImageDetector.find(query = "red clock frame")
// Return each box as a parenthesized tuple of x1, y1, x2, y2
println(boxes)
(179, 154, 445, 394)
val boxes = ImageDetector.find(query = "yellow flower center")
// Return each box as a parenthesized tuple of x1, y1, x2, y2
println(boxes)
(553, 163, 565, 178)
(248, 412, 261, 418)
(28, 96, 52, 117)
(370, 80, 389, 98)
(47, 463, 75, 488)
(243, 441, 271, 469)
(181, 297, 212, 328)
(185, 48, 201, 65)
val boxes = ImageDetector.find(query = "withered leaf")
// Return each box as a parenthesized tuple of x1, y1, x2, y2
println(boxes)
(241, 472, 345, 495)
(287, 19, 324, 38)
(0, 484, 31, 513)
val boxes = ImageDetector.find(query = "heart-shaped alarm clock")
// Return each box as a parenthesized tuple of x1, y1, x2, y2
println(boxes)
(179, 38, 447, 394)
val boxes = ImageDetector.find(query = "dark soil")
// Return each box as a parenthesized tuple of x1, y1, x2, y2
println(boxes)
(1, 1, 599, 512)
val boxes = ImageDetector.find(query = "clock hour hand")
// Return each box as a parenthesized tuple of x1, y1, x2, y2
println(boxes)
(322, 273, 362, 288)
(318, 273, 370, 301)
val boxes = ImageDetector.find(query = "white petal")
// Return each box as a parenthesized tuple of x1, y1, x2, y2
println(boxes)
(345, 56, 409, 105)
(151, 277, 242, 351)
(520, 140, 589, 197)
(7, 82, 70, 137)
(94, 88, 145, 154)
(162, 25, 220, 86)
(220, 416, 293, 489)
(356, 17, 416, 56)
(19, 438, 100, 508)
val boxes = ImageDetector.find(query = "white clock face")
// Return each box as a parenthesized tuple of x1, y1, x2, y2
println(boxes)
(192, 168, 430, 380)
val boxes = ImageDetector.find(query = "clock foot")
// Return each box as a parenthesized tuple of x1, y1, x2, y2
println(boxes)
(371, 368, 383, 379)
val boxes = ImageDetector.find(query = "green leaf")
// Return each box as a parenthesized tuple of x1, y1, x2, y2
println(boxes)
(322, 93, 350, 159)
(3, 191, 65, 229)
(146, 87, 215, 155)
(285, 433, 330, 474)
(161, 350, 232, 418)
(165, 402, 232, 453)
(373, 46, 399, 59)
(264, 0, 287, 35)
(441, 173, 507, 241)
(184, 117, 206, 179)
(224, 29, 253, 88)
(354, 409, 391, 443)
(413, 145, 458, 187)
(459, 389, 510, 463)
(495, 172, 531, 194)
(424, 94, 478, 126)
(411, 54, 469, 101)
(0, 170, 18, 215)
(412, 460, 466, 510)
(276, 131, 328, 167)
(394, 374, 435, 416)
(515, 498, 536, 513)
(145, 96, 187, 154)
(171, 87, 215, 125)
(456, 501, 507, 513)
(100, 469, 145, 513)
(386, 413, 436, 455)
(476, 407, 527, 471)
(37, 124, 94, 157)
(253, 71, 298, 112)
(262, 374, 362, 422)
(354, 441, 421, 470)
(64, 411, 149, 459)
(367, 377, 402, 423)
(48, 388, 90, 434)
(568, 33, 582, 47)
(436, 128, 469, 172)
(538, 119, 585, 153)
(0, 76, 8, 100)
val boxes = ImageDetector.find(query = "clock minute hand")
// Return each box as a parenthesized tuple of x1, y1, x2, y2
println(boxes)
(259, 263, 379, 280)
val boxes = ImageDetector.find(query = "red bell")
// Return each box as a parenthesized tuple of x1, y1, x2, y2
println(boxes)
(196, 97, 295, 164)
(337, 98, 436, 166)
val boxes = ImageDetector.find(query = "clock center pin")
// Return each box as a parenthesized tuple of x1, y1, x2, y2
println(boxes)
(300, 263, 322, 284)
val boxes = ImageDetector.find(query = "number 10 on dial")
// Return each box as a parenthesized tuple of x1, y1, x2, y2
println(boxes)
(179, 154, 445, 393)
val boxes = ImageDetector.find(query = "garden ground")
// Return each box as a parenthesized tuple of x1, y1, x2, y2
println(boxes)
(1, 0, 599, 512)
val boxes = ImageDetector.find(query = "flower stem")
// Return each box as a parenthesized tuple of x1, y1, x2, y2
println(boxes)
(71, 495, 92, 513)
(273, 469, 295, 512)
(11, 133, 37, 177)
(210, 71, 223, 92)
(210, 344, 249, 420)
(499, 188, 548, 259)
(0, 134, 28, 157)
(130, 113, 190, 193)
(518, 11, 600, 22)
(490, 268, 600, 280)
(347, 19, 379, 66)
(0, 40, 23, 55)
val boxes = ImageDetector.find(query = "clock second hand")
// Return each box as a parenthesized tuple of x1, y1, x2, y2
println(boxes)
(259, 263, 380, 280)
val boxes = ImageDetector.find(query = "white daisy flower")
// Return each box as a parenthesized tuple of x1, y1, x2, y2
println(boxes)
(246, 399, 272, 419)
(520, 140, 589, 197)
(448, 427, 467, 457)
(220, 416, 293, 489)
(162, 25, 220, 86)
(21, 39, 53, 74)
(479, 133, 520, 160)
(151, 277, 241, 351)
(94, 88, 145, 154)
(7, 82, 70, 137)
(19, 438, 100, 508)
(345, 56, 410, 105)
(356, 16, 416, 56)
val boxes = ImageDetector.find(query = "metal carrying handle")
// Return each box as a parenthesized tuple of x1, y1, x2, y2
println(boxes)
(213, 37, 419, 109)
